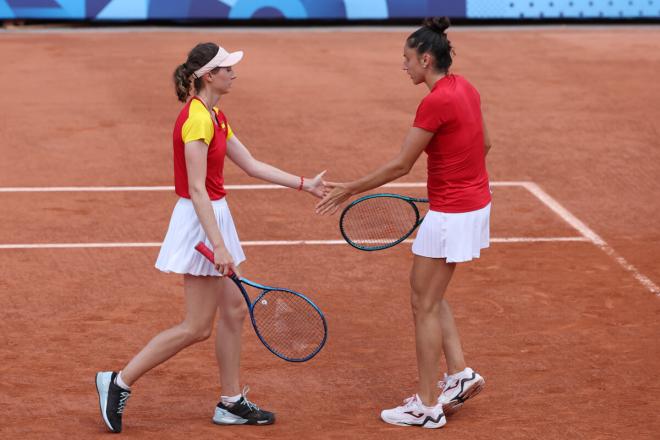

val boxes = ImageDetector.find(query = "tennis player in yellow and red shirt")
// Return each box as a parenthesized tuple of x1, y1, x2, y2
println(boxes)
(95, 42, 326, 433)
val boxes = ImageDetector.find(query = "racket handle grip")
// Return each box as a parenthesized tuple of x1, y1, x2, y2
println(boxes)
(195, 241, 214, 261)
(194, 242, 236, 278)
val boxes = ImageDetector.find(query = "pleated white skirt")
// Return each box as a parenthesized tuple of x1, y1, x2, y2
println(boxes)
(155, 197, 246, 276)
(411, 202, 491, 263)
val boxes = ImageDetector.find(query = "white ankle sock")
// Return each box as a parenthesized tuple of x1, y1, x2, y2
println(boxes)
(416, 394, 439, 410)
(422, 402, 439, 411)
(221, 393, 241, 406)
(115, 371, 131, 391)
(450, 367, 471, 379)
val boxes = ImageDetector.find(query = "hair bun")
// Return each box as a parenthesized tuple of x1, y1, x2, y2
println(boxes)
(423, 16, 450, 34)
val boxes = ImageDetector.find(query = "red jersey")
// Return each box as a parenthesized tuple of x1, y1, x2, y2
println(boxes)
(172, 97, 234, 200)
(413, 74, 491, 213)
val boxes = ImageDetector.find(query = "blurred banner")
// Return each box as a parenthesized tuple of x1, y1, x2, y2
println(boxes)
(0, 1, 657, 20)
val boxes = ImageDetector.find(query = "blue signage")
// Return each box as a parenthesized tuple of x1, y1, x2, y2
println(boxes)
(0, 0, 657, 20)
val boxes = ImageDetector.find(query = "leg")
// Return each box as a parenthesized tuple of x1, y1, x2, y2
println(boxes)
(214, 276, 248, 396)
(96, 275, 222, 432)
(437, 298, 485, 415)
(410, 255, 456, 407)
(121, 275, 221, 385)
(210, 275, 276, 426)
(439, 299, 467, 375)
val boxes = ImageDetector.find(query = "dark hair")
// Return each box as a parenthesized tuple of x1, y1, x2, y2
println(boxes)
(172, 42, 221, 102)
(406, 17, 453, 73)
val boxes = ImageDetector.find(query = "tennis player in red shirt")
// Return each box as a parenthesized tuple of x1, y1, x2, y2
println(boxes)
(317, 17, 492, 429)
(95, 42, 326, 433)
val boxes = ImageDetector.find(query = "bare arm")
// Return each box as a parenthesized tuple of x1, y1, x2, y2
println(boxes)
(226, 135, 326, 198)
(185, 140, 237, 276)
(316, 127, 433, 215)
(482, 114, 492, 157)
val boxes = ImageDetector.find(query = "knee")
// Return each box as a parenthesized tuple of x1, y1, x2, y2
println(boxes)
(220, 300, 248, 326)
(232, 299, 248, 319)
(180, 324, 213, 344)
(410, 288, 441, 317)
(409, 278, 424, 314)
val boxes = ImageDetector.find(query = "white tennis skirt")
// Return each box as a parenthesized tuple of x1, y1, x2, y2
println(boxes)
(155, 197, 246, 276)
(411, 202, 491, 263)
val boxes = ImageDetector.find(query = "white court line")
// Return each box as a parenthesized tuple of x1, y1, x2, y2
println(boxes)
(1, 180, 656, 296)
(0, 237, 589, 250)
(521, 182, 660, 296)
(0, 181, 522, 192)
(0, 186, 175, 192)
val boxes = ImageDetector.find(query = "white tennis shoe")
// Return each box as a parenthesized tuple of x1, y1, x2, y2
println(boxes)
(438, 367, 485, 414)
(380, 394, 446, 429)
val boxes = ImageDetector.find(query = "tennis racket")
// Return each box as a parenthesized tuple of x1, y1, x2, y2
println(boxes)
(339, 193, 428, 251)
(195, 242, 327, 362)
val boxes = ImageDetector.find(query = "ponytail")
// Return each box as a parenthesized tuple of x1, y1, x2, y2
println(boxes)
(172, 42, 220, 102)
(173, 63, 193, 103)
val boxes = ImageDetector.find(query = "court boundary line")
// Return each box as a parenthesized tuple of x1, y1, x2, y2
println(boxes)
(0, 180, 657, 295)
(0, 237, 590, 250)
(519, 182, 659, 296)
(0, 181, 521, 192)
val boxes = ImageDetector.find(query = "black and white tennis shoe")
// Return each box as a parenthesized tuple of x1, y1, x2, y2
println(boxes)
(95, 371, 131, 433)
(212, 387, 275, 425)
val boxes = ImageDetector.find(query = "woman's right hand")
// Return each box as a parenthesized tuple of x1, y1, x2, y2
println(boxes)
(315, 181, 355, 215)
(304, 170, 328, 198)
(214, 246, 239, 277)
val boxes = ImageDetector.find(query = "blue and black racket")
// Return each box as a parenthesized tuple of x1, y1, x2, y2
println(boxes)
(339, 193, 428, 251)
(195, 242, 327, 362)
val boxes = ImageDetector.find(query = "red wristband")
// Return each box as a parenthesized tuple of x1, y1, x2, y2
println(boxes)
(297, 176, 304, 191)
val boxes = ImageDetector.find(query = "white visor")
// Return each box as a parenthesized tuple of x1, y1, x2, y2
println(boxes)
(192, 46, 244, 79)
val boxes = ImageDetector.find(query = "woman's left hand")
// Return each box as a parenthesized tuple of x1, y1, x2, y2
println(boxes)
(304, 170, 328, 198)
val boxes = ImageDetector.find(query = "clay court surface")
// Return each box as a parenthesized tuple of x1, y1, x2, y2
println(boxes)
(1, 25, 659, 439)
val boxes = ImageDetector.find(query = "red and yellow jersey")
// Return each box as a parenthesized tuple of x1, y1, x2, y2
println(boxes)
(172, 97, 234, 200)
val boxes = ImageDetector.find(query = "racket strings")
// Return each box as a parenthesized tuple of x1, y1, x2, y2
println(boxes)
(342, 197, 418, 247)
(252, 290, 325, 360)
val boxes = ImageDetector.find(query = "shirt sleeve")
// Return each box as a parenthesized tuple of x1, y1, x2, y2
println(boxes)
(413, 95, 444, 133)
(181, 112, 214, 145)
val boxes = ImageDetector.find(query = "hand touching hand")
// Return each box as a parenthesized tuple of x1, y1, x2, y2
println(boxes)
(304, 170, 328, 198)
(315, 181, 354, 215)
